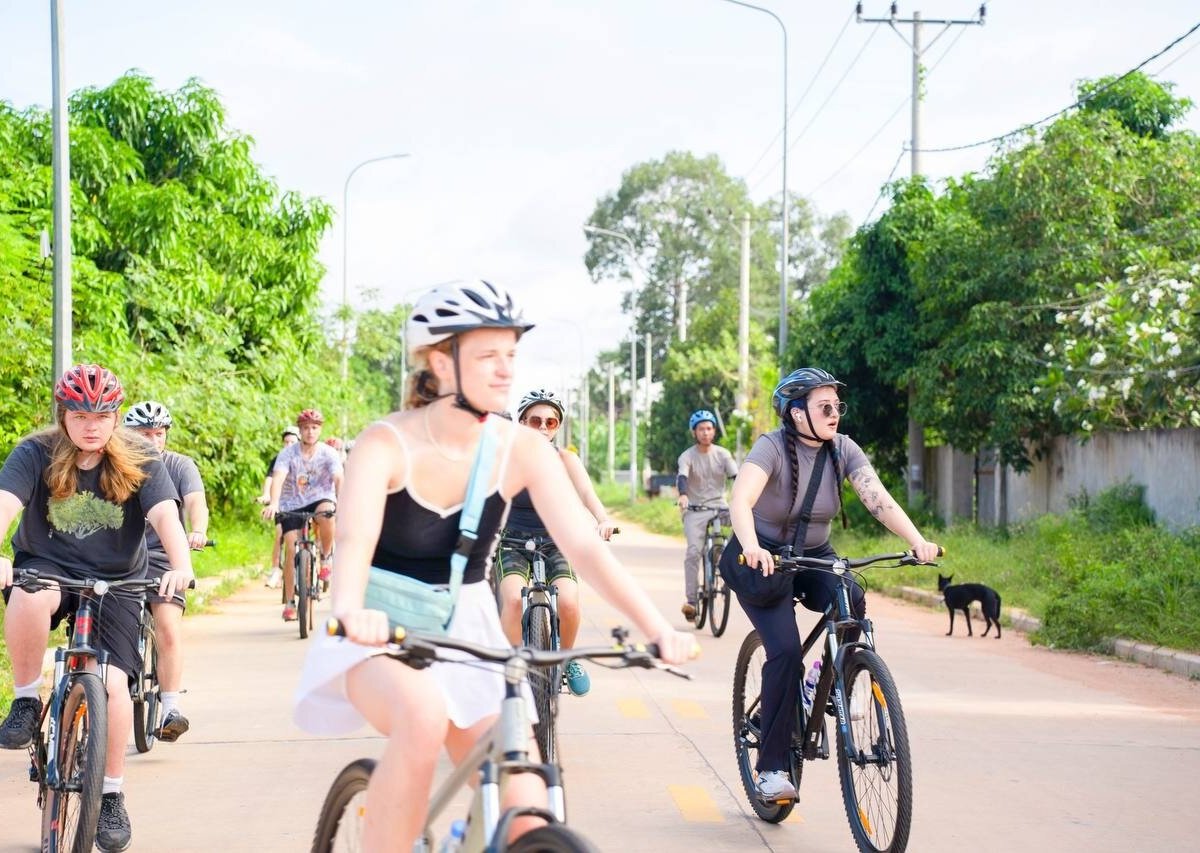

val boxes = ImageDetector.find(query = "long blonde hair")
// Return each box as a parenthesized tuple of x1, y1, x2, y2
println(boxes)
(36, 415, 154, 504)
(404, 338, 455, 410)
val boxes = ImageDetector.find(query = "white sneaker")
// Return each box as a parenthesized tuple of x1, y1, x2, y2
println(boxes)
(755, 770, 797, 801)
(264, 568, 282, 589)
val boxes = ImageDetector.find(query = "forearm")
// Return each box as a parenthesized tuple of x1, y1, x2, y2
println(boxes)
(730, 502, 758, 549)
(185, 495, 209, 537)
(330, 531, 373, 612)
(850, 467, 925, 547)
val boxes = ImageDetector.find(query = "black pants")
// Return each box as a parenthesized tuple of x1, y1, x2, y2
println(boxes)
(735, 543, 865, 772)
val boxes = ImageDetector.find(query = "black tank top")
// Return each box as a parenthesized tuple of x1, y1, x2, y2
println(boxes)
(504, 446, 564, 533)
(370, 488, 509, 585)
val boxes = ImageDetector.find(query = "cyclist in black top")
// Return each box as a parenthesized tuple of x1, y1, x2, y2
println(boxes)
(259, 425, 300, 589)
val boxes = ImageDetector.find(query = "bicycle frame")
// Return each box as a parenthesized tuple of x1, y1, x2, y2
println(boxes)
(509, 538, 560, 651)
(43, 595, 110, 791)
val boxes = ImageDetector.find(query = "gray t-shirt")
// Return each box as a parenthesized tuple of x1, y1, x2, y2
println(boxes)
(145, 449, 204, 561)
(744, 430, 869, 549)
(0, 434, 178, 579)
(677, 444, 738, 505)
(273, 441, 342, 511)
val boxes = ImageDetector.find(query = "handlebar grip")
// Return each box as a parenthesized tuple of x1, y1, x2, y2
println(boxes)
(325, 617, 407, 645)
(936, 545, 946, 557)
(611, 527, 620, 535)
(205, 538, 216, 548)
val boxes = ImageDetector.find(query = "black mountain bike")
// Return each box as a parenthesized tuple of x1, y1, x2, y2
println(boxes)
(11, 570, 181, 853)
(731, 548, 941, 853)
(278, 509, 335, 639)
(311, 623, 686, 853)
(689, 505, 731, 637)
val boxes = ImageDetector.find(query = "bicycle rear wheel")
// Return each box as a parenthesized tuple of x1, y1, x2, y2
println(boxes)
(694, 550, 711, 631)
(527, 602, 559, 765)
(836, 648, 912, 853)
(311, 758, 375, 853)
(132, 612, 159, 753)
(507, 823, 600, 852)
(708, 542, 731, 638)
(732, 630, 799, 822)
(297, 547, 312, 639)
(42, 672, 107, 853)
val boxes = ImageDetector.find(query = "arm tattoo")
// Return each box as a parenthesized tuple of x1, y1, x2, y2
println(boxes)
(850, 466, 896, 520)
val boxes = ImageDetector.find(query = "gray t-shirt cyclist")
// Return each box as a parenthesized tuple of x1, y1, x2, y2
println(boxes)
(145, 449, 204, 568)
(677, 444, 738, 506)
(744, 430, 869, 549)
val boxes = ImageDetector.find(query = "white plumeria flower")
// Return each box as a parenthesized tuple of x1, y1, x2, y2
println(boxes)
(1089, 349, 1106, 366)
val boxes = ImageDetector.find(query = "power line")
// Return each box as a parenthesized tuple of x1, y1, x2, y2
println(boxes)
(914, 20, 1200, 154)
(861, 144, 908, 222)
(807, 98, 909, 197)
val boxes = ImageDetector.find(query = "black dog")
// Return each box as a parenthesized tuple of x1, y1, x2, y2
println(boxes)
(937, 574, 1002, 638)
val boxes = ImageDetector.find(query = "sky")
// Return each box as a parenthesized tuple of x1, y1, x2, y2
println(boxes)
(4, 0, 1199, 400)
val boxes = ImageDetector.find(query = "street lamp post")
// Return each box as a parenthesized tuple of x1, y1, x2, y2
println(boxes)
(583, 224, 643, 501)
(720, 0, 788, 362)
(341, 152, 410, 438)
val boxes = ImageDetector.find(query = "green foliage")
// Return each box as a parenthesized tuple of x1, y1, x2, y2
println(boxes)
(0, 72, 399, 507)
(1067, 481, 1157, 530)
(1079, 71, 1193, 139)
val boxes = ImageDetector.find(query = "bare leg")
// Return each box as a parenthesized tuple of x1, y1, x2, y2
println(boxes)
(282, 531, 298, 604)
(555, 578, 582, 649)
(3, 589, 59, 686)
(151, 601, 184, 693)
(104, 663, 132, 777)
(499, 574, 526, 646)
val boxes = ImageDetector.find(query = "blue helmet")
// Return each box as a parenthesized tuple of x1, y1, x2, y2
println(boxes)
(689, 409, 717, 431)
(772, 368, 844, 419)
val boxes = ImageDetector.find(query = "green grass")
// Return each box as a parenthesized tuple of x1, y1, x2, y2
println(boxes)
(597, 481, 1200, 654)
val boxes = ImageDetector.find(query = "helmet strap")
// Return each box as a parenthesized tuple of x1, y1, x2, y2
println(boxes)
(449, 338, 491, 422)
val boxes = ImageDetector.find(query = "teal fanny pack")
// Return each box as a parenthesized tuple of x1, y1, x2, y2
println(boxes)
(363, 417, 497, 635)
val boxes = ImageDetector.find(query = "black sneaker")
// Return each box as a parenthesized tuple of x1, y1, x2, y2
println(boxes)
(96, 792, 132, 852)
(0, 697, 42, 749)
(154, 709, 190, 742)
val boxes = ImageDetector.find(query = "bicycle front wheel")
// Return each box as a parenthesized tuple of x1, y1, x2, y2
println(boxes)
(507, 823, 600, 852)
(527, 602, 560, 764)
(732, 630, 798, 823)
(296, 547, 313, 639)
(836, 648, 913, 853)
(311, 758, 374, 853)
(132, 614, 159, 753)
(708, 542, 731, 638)
(695, 550, 711, 631)
(42, 672, 107, 853)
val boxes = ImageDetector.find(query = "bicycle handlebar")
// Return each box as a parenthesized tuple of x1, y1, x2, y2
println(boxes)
(12, 570, 197, 595)
(737, 545, 944, 573)
(324, 618, 688, 678)
(274, 509, 336, 522)
(499, 527, 620, 553)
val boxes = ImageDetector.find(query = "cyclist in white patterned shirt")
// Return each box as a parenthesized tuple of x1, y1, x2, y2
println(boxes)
(123, 400, 209, 742)
(676, 409, 738, 623)
(261, 409, 342, 622)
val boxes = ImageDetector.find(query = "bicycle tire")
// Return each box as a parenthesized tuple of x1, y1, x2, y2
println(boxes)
(311, 757, 375, 853)
(836, 648, 913, 853)
(297, 546, 312, 639)
(132, 612, 159, 753)
(695, 547, 711, 631)
(527, 602, 559, 765)
(507, 823, 600, 852)
(708, 542, 731, 638)
(731, 630, 799, 823)
(42, 672, 107, 853)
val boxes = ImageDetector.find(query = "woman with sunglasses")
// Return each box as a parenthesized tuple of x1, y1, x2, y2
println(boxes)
(496, 389, 617, 697)
(724, 367, 940, 802)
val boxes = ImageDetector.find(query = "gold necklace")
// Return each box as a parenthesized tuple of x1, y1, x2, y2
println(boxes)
(423, 405, 469, 462)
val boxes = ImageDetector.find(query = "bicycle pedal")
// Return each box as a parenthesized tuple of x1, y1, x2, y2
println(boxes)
(27, 763, 37, 783)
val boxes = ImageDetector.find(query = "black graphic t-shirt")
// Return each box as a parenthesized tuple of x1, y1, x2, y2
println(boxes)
(0, 435, 178, 580)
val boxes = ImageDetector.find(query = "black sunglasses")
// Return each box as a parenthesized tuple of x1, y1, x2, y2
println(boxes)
(808, 401, 847, 418)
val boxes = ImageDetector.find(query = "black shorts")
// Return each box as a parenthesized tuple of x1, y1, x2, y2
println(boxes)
(8, 557, 146, 681)
(146, 555, 187, 610)
(279, 499, 336, 536)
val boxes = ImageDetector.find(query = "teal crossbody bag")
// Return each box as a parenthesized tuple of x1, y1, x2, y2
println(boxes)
(364, 417, 498, 635)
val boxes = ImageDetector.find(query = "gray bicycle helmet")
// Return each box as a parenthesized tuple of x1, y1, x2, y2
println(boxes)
(771, 367, 845, 419)
(123, 400, 173, 429)
(517, 389, 564, 421)
(406, 280, 534, 355)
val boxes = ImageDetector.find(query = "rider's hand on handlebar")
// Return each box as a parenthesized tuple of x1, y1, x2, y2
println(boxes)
(261, 503, 278, 521)
(334, 608, 392, 647)
(158, 569, 195, 599)
(651, 628, 700, 666)
(186, 530, 209, 550)
(676, 494, 689, 511)
(596, 519, 618, 541)
(740, 545, 776, 576)
(911, 540, 941, 564)
(255, 494, 270, 506)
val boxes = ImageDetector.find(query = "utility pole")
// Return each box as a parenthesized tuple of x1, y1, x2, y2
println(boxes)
(50, 0, 72, 387)
(629, 336, 638, 501)
(607, 363, 616, 484)
(737, 211, 751, 462)
(856, 1, 986, 505)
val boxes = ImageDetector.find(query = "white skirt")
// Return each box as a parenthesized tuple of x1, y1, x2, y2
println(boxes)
(293, 580, 536, 735)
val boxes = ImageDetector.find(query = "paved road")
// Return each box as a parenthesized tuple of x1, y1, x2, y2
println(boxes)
(1, 523, 1198, 851)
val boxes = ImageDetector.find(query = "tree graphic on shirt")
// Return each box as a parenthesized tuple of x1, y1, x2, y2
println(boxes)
(47, 491, 124, 539)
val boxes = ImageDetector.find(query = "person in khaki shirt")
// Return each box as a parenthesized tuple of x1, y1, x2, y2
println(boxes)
(676, 409, 737, 622)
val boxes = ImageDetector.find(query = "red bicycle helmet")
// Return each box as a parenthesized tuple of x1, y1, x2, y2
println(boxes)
(54, 364, 125, 413)
(297, 408, 325, 426)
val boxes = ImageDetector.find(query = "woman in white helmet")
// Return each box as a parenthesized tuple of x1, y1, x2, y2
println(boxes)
(294, 280, 696, 851)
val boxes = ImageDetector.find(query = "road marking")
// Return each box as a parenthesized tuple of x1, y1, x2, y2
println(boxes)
(671, 699, 708, 719)
(786, 809, 805, 823)
(617, 698, 651, 718)
(668, 785, 724, 822)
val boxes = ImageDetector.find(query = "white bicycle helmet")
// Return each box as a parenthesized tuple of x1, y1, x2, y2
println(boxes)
(406, 280, 533, 355)
(517, 388, 564, 421)
(123, 400, 173, 429)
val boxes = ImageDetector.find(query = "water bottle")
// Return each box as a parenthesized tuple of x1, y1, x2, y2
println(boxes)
(801, 660, 822, 717)
(438, 819, 467, 853)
